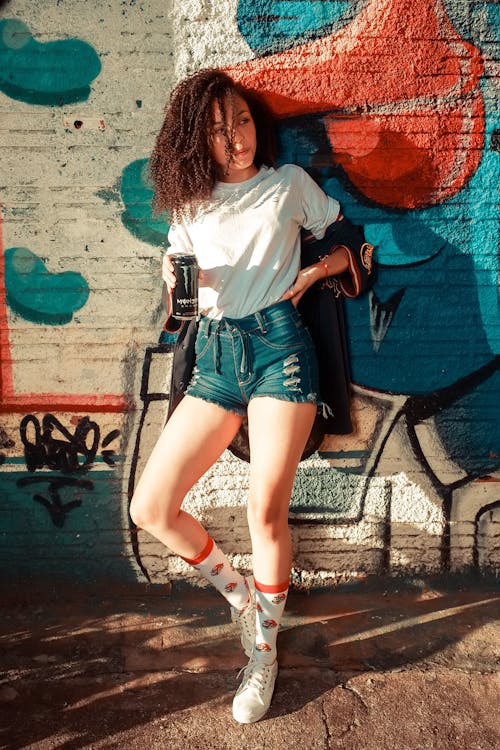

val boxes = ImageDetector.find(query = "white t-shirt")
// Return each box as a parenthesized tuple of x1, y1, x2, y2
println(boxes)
(167, 164, 340, 319)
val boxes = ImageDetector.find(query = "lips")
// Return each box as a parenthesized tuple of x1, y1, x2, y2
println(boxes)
(226, 0, 485, 209)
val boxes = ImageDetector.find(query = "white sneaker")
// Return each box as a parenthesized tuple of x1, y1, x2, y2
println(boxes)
(232, 658, 278, 724)
(230, 576, 255, 657)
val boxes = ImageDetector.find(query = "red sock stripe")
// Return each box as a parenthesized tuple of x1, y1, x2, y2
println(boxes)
(181, 536, 214, 565)
(254, 579, 289, 594)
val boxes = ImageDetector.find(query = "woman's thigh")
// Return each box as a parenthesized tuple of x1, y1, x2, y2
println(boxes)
(131, 395, 243, 521)
(247, 397, 316, 516)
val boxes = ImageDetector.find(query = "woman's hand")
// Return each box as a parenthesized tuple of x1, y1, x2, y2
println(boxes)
(162, 253, 205, 295)
(281, 244, 350, 306)
(162, 254, 177, 295)
(280, 264, 325, 307)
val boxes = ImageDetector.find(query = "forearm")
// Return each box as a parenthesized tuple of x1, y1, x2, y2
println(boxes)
(305, 243, 350, 283)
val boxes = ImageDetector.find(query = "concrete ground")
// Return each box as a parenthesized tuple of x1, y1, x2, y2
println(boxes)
(0, 576, 499, 750)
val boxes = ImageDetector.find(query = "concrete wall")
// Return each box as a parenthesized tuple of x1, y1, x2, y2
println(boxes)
(0, 0, 499, 588)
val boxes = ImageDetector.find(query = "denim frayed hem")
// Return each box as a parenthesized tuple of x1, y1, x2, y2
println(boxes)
(247, 392, 318, 407)
(185, 390, 247, 417)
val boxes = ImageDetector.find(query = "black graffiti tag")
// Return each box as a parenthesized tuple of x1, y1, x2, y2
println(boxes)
(17, 414, 120, 526)
(19, 414, 120, 473)
(16, 476, 93, 528)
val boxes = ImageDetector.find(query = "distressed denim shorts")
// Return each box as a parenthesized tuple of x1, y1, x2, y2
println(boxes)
(185, 299, 319, 416)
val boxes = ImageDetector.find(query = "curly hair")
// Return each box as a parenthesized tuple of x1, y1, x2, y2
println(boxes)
(150, 68, 276, 220)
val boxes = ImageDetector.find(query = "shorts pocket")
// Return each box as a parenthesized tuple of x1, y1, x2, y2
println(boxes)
(253, 316, 309, 352)
(194, 329, 215, 361)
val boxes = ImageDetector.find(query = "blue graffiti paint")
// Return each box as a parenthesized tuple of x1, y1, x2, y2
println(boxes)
(445, 1, 500, 45)
(460, 113, 500, 357)
(0, 18, 101, 105)
(321, 104, 500, 475)
(336, 115, 499, 376)
(267, 0, 500, 479)
(237, 0, 354, 55)
(345, 242, 494, 393)
(5, 247, 90, 325)
(120, 159, 170, 247)
(276, 106, 499, 382)
(0, 465, 136, 584)
(433, 365, 500, 476)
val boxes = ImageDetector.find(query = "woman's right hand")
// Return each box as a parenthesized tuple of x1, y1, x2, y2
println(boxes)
(162, 253, 177, 295)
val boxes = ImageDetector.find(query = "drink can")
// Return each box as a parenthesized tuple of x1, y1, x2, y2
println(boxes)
(170, 253, 199, 320)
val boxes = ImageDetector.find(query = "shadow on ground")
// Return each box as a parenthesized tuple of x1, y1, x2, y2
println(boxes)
(0, 577, 498, 749)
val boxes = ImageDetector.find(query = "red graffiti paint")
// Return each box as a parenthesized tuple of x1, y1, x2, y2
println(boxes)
(228, 0, 484, 209)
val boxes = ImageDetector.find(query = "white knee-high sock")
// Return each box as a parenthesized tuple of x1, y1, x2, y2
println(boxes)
(253, 579, 289, 664)
(181, 536, 250, 611)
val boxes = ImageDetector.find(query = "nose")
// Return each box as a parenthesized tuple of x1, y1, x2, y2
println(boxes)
(232, 124, 245, 145)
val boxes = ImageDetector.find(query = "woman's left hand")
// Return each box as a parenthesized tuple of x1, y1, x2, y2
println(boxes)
(280, 265, 325, 307)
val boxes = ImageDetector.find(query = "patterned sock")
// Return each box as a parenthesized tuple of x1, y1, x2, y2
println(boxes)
(181, 536, 249, 610)
(253, 579, 289, 665)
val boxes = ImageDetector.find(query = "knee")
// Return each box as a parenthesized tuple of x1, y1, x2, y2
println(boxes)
(129, 491, 167, 532)
(129, 492, 151, 530)
(247, 497, 288, 539)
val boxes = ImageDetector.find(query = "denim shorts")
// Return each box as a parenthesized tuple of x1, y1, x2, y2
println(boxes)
(185, 299, 319, 416)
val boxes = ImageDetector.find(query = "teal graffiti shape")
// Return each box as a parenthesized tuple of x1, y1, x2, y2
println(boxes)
(0, 18, 101, 105)
(120, 158, 170, 246)
(238, 0, 353, 55)
(5, 247, 90, 325)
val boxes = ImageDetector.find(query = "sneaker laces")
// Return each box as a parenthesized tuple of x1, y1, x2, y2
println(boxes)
(237, 660, 275, 694)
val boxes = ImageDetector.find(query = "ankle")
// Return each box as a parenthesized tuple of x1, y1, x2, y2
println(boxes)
(252, 651, 276, 667)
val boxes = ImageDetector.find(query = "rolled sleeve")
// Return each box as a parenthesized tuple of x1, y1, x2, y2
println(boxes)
(298, 167, 341, 239)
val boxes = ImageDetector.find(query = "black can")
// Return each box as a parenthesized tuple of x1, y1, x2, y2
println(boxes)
(170, 253, 199, 320)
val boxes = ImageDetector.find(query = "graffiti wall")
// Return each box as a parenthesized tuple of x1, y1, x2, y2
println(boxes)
(0, 0, 498, 588)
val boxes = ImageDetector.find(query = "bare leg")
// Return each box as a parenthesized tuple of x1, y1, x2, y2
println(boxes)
(246, 397, 316, 584)
(232, 397, 316, 724)
(130, 395, 243, 559)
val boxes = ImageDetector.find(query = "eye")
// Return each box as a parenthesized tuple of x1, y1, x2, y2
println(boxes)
(213, 126, 227, 137)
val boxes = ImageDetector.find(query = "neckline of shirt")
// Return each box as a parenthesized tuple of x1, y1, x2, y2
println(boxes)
(214, 165, 271, 193)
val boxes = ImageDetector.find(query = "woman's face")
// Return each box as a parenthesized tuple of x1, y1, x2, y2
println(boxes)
(210, 93, 258, 183)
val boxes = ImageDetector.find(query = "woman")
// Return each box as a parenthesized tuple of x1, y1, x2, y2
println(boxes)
(130, 68, 349, 723)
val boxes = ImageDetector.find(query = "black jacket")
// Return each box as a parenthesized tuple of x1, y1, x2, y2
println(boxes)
(165, 217, 374, 461)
